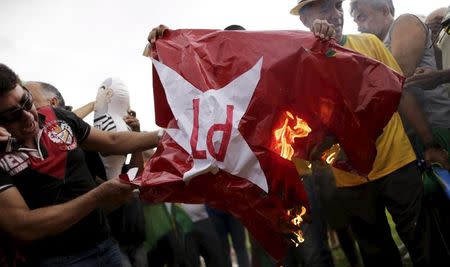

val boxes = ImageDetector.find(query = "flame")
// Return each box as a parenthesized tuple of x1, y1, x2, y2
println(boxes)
(274, 111, 312, 160)
(322, 144, 341, 164)
(273, 112, 310, 245)
(287, 206, 307, 246)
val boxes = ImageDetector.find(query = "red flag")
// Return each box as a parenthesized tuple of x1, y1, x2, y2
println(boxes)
(136, 29, 403, 260)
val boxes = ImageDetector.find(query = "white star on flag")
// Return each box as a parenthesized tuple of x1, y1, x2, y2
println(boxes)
(152, 58, 268, 192)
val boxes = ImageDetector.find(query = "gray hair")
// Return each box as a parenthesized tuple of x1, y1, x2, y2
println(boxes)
(38, 82, 66, 108)
(350, 0, 395, 17)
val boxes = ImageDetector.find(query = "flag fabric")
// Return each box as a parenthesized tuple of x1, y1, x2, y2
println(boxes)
(135, 29, 404, 260)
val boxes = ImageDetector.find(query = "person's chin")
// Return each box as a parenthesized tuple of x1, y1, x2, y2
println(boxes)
(23, 119, 39, 136)
(358, 27, 370, 34)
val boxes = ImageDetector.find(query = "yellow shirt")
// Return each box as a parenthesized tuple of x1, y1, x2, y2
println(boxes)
(294, 33, 417, 187)
(342, 34, 402, 73)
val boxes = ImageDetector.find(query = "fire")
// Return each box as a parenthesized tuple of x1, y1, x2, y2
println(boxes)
(273, 111, 312, 160)
(273, 111, 310, 245)
(287, 206, 307, 246)
(322, 144, 341, 164)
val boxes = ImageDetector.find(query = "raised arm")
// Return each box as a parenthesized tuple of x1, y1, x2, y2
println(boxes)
(398, 89, 449, 169)
(81, 127, 160, 156)
(143, 24, 169, 57)
(123, 111, 145, 174)
(73, 101, 96, 119)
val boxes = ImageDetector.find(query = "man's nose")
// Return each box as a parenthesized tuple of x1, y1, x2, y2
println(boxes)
(327, 16, 341, 26)
(20, 109, 34, 121)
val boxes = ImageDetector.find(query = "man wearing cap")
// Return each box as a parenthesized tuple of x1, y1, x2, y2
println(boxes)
(290, 0, 450, 266)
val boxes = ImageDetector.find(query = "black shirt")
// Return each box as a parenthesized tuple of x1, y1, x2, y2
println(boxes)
(0, 107, 109, 260)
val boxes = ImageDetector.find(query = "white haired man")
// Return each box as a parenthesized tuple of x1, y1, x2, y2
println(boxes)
(291, 0, 450, 266)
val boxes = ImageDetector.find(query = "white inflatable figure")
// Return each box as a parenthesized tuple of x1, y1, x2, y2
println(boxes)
(94, 77, 131, 179)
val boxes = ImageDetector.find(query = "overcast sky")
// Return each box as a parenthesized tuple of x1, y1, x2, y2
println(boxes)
(1, 0, 449, 130)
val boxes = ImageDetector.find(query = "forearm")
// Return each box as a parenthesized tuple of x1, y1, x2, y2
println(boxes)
(436, 69, 450, 85)
(83, 127, 161, 156)
(106, 130, 159, 155)
(398, 90, 434, 145)
(6, 188, 101, 241)
(129, 152, 144, 175)
(124, 116, 145, 174)
(73, 101, 95, 119)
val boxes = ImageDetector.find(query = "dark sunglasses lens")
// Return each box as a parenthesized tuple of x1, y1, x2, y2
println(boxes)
(23, 95, 33, 111)
(0, 92, 33, 124)
(0, 110, 22, 124)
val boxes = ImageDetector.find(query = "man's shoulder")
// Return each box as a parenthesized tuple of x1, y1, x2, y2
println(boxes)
(393, 14, 426, 31)
(395, 13, 420, 23)
(343, 33, 402, 71)
(344, 33, 385, 52)
(347, 33, 380, 43)
(38, 106, 71, 122)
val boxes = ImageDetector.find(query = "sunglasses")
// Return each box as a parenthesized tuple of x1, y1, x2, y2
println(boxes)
(0, 86, 34, 124)
(433, 21, 450, 46)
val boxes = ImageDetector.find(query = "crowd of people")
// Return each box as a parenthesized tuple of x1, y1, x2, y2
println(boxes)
(1, 0, 450, 266)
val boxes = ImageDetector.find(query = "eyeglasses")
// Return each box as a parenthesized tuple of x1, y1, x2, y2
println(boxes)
(433, 23, 450, 47)
(0, 86, 34, 124)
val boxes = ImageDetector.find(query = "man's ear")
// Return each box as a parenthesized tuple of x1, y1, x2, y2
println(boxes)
(49, 97, 59, 107)
(299, 15, 312, 29)
(382, 5, 390, 16)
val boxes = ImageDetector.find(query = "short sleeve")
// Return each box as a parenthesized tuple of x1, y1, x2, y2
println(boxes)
(0, 168, 14, 193)
(54, 108, 91, 143)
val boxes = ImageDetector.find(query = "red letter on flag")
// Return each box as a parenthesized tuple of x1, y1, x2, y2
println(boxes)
(207, 105, 233, 161)
(190, 98, 206, 159)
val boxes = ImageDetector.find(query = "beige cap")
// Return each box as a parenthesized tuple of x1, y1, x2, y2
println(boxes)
(290, 0, 319, 16)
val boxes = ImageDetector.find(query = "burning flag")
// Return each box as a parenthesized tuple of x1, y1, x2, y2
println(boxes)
(273, 111, 312, 161)
(135, 29, 404, 261)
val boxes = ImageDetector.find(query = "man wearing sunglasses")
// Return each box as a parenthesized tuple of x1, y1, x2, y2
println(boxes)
(0, 86, 37, 143)
(0, 63, 161, 266)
